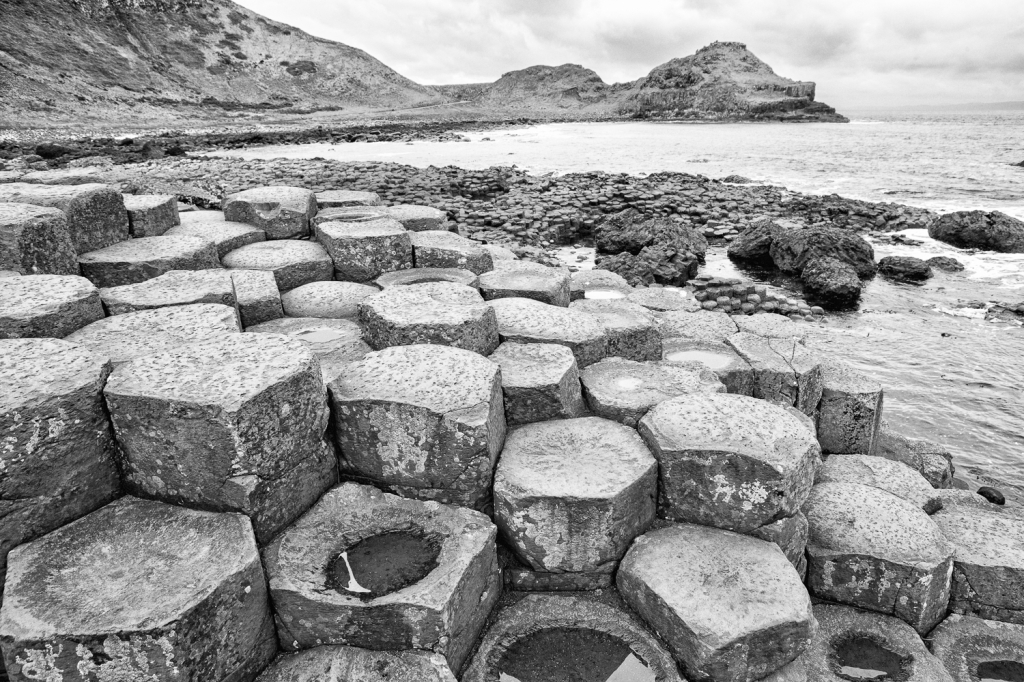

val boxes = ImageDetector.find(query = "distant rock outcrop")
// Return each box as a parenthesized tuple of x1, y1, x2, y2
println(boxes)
(928, 210, 1024, 253)
(469, 64, 628, 111)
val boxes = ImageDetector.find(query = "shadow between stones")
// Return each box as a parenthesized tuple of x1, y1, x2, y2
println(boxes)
(831, 635, 911, 682)
(327, 530, 442, 600)
(498, 627, 655, 682)
(978, 660, 1024, 682)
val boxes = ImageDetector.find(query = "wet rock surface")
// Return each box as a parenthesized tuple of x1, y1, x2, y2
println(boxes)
(879, 255, 933, 282)
(0, 203, 78, 276)
(801, 256, 863, 308)
(569, 268, 631, 301)
(489, 342, 586, 424)
(928, 210, 1024, 253)
(0, 274, 103, 338)
(929, 614, 1024, 682)
(78, 234, 220, 288)
(661, 337, 755, 394)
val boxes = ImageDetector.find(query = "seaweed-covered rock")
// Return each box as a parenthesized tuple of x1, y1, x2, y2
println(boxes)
(770, 225, 876, 277)
(928, 210, 1024, 253)
(801, 257, 862, 308)
(569, 299, 661, 361)
(878, 255, 933, 282)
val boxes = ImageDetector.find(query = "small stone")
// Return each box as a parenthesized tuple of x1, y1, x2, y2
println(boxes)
(376, 267, 479, 289)
(659, 309, 738, 342)
(281, 280, 379, 319)
(488, 297, 606, 367)
(314, 217, 412, 282)
(165, 210, 266, 258)
(98, 268, 235, 315)
(569, 299, 661, 361)
(488, 342, 586, 425)
(411, 231, 493, 274)
(817, 454, 941, 513)
(256, 647, 456, 682)
(0, 203, 78, 275)
(930, 614, 1024, 682)
(223, 240, 333, 291)
(479, 261, 570, 306)
(661, 337, 754, 395)
(223, 186, 317, 239)
(0, 182, 128, 254)
(315, 189, 383, 208)
(0, 274, 103, 338)
(246, 317, 370, 384)
(78, 235, 220, 288)
(122, 194, 180, 237)
(977, 486, 1005, 505)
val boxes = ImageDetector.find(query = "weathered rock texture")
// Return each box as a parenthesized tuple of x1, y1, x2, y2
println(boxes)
(0, 203, 78, 276)
(488, 297, 606, 367)
(256, 647, 456, 682)
(929, 210, 1024, 253)
(816, 358, 883, 455)
(488, 342, 586, 425)
(281, 281, 379, 319)
(122, 193, 180, 237)
(246, 317, 370, 384)
(0, 183, 128, 254)
(223, 240, 333, 291)
(0, 274, 103, 338)
(569, 298, 661, 361)
(411, 231, 493, 274)
(78, 234, 220, 287)
(478, 260, 571, 307)
(661, 337, 754, 395)
(929, 614, 1024, 682)
(99, 268, 236, 315)
(315, 217, 412, 282)
(230, 269, 284, 327)
(166, 210, 267, 258)
(223, 186, 318, 239)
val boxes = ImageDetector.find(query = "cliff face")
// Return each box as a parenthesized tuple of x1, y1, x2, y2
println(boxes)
(469, 64, 626, 111)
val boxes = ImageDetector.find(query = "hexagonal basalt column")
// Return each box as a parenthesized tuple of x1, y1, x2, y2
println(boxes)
(638, 393, 820, 532)
(329, 345, 506, 509)
(122, 194, 179, 237)
(411, 231, 493, 274)
(281, 281, 379, 319)
(816, 454, 940, 513)
(0, 274, 103, 338)
(0, 203, 78, 275)
(99, 268, 235, 314)
(734, 313, 804, 339)
(727, 332, 824, 417)
(0, 497, 277, 682)
(930, 614, 1024, 682)
(617, 524, 813, 682)
(627, 286, 700, 312)
(569, 269, 631, 302)
(315, 189, 383, 208)
(488, 297, 606, 367)
(488, 342, 585, 425)
(263, 483, 500, 673)
(246, 317, 370, 384)
(78, 235, 220, 288)
(662, 337, 754, 395)
(314, 217, 412, 282)
(385, 204, 448, 232)
(0, 183, 128, 254)
(569, 298, 661, 361)
(816, 358, 884, 455)
(478, 260, 570, 306)
(166, 210, 266, 258)
(223, 241, 333, 291)
(659, 309, 738, 342)
(230, 269, 284, 327)
(494, 417, 657, 577)
(803, 482, 955, 633)
(103, 333, 338, 544)
(580, 357, 724, 427)
(750, 511, 809, 578)
(376, 267, 479, 289)
(257, 647, 456, 682)
(873, 423, 954, 489)
(223, 186, 317, 239)
(359, 282, 498, 354)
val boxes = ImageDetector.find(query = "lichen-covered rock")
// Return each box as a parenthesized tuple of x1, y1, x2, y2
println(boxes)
(230, 269, 284, 327)
(569, 298, 661, 361)
(329, 345, 506, 509)
(817, 455, 941, 513)
(122, 194, 179, 237)
(411, 231, 493, 274)
(928, 210, 1024, 253)
(358, 282, 499, 354)
(315, 189, 383, 208)
(246, 317, 370, 384)
(376, 267, 479, 289)
(0, 274, 103, 338)
(488, 342, 586, 425)
(661, 337, 754, 395)
(78, 235, 220, 288)
(816, 358, 883, 454)
(223, 186, 317, 239)
(488, 297, 606, 367)
(803, 482, 954, 633)
(99, 268, 235, 315)
(263, 483, 500, 673)
(314, 217, 412, 282)
(0, 182, 128, 254)
(103, 333, 338, 544)
(930, 614, 1024, 682)
(638, 393, 820, 532)
(659, 309, 738, 342)
(223, 240, 333, 292)
(494, 417, 657, 574)
(569, 269, 631, 301)
(281, 281, 379, 319)
(256, 647, 456, 682)
(0, 497, 277, 682)
(166, 210, 266, 257)
(617, 524, 813, 682)
(479, 260, 571, 306)
(727, 332, 824, 416)
(0, 203, 78, 276)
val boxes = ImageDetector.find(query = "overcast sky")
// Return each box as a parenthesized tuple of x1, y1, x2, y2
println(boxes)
(237, 0, 1023, 109)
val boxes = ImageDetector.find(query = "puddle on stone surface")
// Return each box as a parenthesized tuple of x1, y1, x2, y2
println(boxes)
(833, 637, 910, 682)
(978, 660, 1024, 682)
(584, 288, 627, 300)
(614, 377, 646, 391)
(327, 531, 441, 599)
(498, 627, 655, 682)
(295, 328, 347, 344)
(664, 349, 733, 371)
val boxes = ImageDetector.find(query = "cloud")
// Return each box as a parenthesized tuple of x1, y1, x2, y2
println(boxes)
(235, 0, 1024, 107)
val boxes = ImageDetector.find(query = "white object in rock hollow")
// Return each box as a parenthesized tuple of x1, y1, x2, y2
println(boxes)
(337, 551, 371, 594)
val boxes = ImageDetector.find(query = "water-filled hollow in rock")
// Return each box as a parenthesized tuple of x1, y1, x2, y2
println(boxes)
(497, 627, 655, 682)
(978, 660, 1024, 682)
(663, 349, 735, 370)
(327, 530, 442, 599)
(832, 636, 911, 682)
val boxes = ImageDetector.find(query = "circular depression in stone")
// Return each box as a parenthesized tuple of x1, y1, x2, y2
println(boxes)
(584, 288, 628, 300)
(978, 661, 1024, 682)
(663, 348, 735, 370)
(832, 635, 911, 682)
(327, 530, 443, 600)
(497, 627, 655, 682)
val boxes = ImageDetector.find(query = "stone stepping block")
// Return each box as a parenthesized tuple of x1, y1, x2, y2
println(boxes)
(18, 167, 107, 185)
(78, 235, 220, 288)
(0, 339, 120, 593)
(750, 511, 809, 579)
(311, 206, 387, 227)
(569, 298, 661, 360)
(617, 524, 813, 682)
(103, 333, 338, 544)
(873, 422, 954, 489)
(803, 481, 955, 633)
(376, 267, 479, 289)
(165, 210, 266, 257)
(315, 189, 383, 208)
(817, 454, 940, 513)
(659, 309, 738, 342)
(223, 240, 333, 292)
(282, 280, 379, 319)
(0, 182, 128, 254)
(0, 274, 103, 338)
(231, 269, 284, 327)
(627, 286, 700, 311)
(386, 204, 448, 232)
(638, 393, 820, 532)
(488, 297, 606, 368)
(257, 647, 456, 682)
(122, 193, 180, 237)
(0, 497, 276, 682)
(411, 231, 493, 274)
(462, 594, 684, 682)
(816, 358, 884, 455)
(263, 482, 500, 673)
(246, 317, 370, 385)
(930, 614, 1024, 682)
(0, 203, 78, 275)
(933, 504, 1024, 624)
(488, 342, 586, 425)
(569, 268, 631, 301)
(494, 416, 657, 575)
(479, 260, 571, 307)
(580, 357, 724, 427)
(359, 281, 498, 354)
(481, 243, 518, 261)
(662, 337, 754, 395)
(734, 312, 805, 339)
(314, 216, 412, 282)
(329, 344, 506, 509)
(99, 268, 235, 315)
(66, 303, 241, 366)
(222, 186, 317, 239)
(726, 332, 824, 416)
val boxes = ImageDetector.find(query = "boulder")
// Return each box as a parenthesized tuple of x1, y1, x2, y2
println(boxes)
(256, 647, 455, 682)
(0, 497, 276, 682)
(617, 524, 813, 682)
(929, 614, 1024, 682)
(411, 231, 493, 274)
(0, 183, 128, 254)
(230, 269, 284, 327)
(595, 245, 699, 287)
(329, 345, 506, 509)
(99, 268, 235, 315)
(0, 274, 103, 338)
(246, 317, 370, 384)
(928, 210, 1024, 253)
(727, 217, 787, 261)
(315, 189, 383, 208)
(103, 333, 338, 544)
(874, 423, 954, 488)
(568, 269, 631, 301)
(638, 393, 820, 532)
(122, 194, 180, 237)
(816, 358, 883, 454)
(358, 281, 498, 354)
(803, 482, 955, 633)
(569, 298, 661, 361)
(661, 337, 754, 395)
(626, 286, 700, 311)
(376, 267, 479, 289)
(494, 417, 657, 574)
(770, 225, 876, 277)
(263, 483, 499, 672)
(659, 309, 738, 342)
(927, 255, 965, 272)
(0, 203, 78, 275)
(726, 333, 824, 415)
(385, 204, 448, 232)
(165, 210, 266, 257)
(78, 235, 220, 288)
(281, 281, 379, 319)
(596, 210, 708, 263)
(488, 342, 586, 425)
(314, 217, 412, 282)
(478, 260, 570, 306)
(223, 240, 333, 291)
(879, 255, 933, 282)
(801, 256, 862, 308)
(817, 455, 940, 513)
(488, 297, 606, 367)
(222, 186, 318, 239)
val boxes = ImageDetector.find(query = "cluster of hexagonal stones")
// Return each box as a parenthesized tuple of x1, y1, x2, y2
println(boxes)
(2, 182, 1020, 682)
